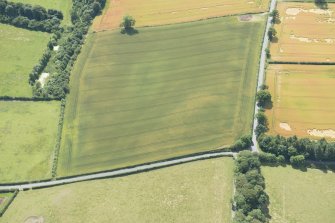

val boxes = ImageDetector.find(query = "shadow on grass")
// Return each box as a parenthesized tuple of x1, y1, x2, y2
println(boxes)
(262, 161, 335, 173)
(306, 161, 335, 173)
(120, 27, 139, 36)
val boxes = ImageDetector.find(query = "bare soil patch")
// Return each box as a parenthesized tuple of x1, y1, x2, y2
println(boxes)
(280, 123, 292, 131)
(24, 216, 44, 223)
(38, 73, 49, 88)
(239, 14, 253, 21)
(308, 129, 335, 139)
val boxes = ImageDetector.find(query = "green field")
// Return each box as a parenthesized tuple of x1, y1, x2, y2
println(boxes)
(0, 24, 50, 97)
(263, 165, 335, 223)
(59, 16, 265, 176)
(1, 158, 234, 223)
(11, 0, 72, 24)
(0, 101, 60, 183)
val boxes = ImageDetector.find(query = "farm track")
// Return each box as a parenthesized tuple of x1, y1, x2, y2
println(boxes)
(252, 0, 277, 152)
(0, 151, 235, 191)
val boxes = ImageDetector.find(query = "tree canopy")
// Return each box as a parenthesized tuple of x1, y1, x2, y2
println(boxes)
(120, 15, 136, 30)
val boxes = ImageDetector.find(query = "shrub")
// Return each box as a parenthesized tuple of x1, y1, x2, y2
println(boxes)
(259, 152, 277, 164)
(256, 90, 271, 108)
(290, 155, 305, 167)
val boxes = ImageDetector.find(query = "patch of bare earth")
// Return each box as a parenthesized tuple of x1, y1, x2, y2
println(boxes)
(38, 73, 49, 88)
(307, 129, 335, 139)
(280, 123, 292, 131)
(286, 8, 332, 16)
(24, 216, 44, 223)
(239, 14, 252, 21)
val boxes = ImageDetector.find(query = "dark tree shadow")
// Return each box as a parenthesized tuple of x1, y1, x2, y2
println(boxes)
(274, 19, 281, 25)
(120, 27, 139, 36)
(270, 36, 279, 43)
(257, 100, 273, 109)
(292, 164, 308, 172)
(264, 100, 273, 109)
(306, 161, 335, 173)
(315, 0, 328, 9)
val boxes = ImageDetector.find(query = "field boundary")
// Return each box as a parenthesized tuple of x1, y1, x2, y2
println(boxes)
(51, 99, 66, 178)
(269, 61, 335, 65)
(94, 11, 268, 33)
(0, 191, 18, 217)
(0, 96, 60, 101)
(0, 151, 235, 191)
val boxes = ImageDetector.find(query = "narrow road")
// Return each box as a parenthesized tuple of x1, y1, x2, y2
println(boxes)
(0, 152, 235, 191)
(251, 0, 277, 153)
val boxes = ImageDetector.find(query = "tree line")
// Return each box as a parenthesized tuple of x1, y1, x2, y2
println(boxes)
(0, 0, 62, 32)
(233, 151, 270, 223)
(33, 0, 106, 98)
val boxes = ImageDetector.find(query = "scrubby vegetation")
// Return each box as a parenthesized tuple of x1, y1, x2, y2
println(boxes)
(35, 0, 105, 98)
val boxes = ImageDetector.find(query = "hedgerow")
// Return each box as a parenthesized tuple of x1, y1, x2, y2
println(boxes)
(233, 151, 270, 223)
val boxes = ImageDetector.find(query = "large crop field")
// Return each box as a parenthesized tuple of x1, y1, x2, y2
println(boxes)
(11, 0, 72, 24)
(0, 101, 60, 183)
(270, 2, 335, 62)
(263, 165, 335, 223)
(93, 0, 269, 31)
(265, 64, 335, 139)
(1, 158, 234, 223)
(0, 24, 50, 97)
(59, 16, 265, 176)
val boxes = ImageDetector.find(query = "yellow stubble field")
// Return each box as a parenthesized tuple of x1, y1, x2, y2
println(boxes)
(270, 2, 335, 62)
(265, 64, 335, 140)
(93, 0, 270, 31)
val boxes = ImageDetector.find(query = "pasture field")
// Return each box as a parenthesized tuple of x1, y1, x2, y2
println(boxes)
(263, 165, 335, 223)
(265, 64, 335, 139)
(11, 0, 72, 24)
(1, 158, 234, 223)
(270, 2, 335, 62)
(0, 24, 50, 97)
(0, 101, 60, 183)
(93, 0, 269, 31)
(58, 16, 265, 176)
